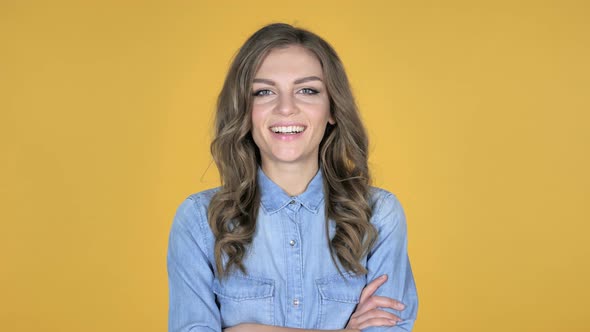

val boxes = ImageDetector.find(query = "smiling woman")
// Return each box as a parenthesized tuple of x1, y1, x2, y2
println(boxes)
(167, 23, 418, 332)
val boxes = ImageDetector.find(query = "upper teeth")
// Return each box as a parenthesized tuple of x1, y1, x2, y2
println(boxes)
(271, 126, 305, 133)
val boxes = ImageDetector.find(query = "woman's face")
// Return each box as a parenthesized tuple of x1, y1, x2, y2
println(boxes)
(251, 44, 334, 172)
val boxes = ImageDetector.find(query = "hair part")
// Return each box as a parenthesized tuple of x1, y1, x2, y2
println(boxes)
(208, 22, 377, 278)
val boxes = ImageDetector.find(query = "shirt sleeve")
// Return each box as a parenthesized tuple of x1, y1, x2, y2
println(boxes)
(167, 196, 221, 332)
(363, 191, 419, 332)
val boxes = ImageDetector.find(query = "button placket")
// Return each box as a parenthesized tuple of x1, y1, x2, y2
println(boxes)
(284, 203, 303, 327)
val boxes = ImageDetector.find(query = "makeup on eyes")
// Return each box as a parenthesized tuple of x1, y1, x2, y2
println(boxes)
(252, 87, 321, 97)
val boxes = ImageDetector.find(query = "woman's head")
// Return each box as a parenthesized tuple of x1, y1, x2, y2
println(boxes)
(209, 23, 376, 278)
(212, 22, 368, 176)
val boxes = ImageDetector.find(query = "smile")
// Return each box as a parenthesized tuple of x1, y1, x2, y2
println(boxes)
(269, 125, 306, 134)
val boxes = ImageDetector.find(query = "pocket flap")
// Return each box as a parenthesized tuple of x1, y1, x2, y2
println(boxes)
(213, 275, 274, 301)
(316, 273, 366, 303)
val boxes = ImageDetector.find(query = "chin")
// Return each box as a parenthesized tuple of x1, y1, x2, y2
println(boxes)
(272, 155, 303, 163)
(263, 151, 311, 165)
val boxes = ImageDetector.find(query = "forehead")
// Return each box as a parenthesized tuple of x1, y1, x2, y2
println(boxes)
(255, 44, 323, 79)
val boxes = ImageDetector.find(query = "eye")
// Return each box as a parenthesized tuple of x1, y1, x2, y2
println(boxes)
(299, 88, 319, 95)
(252, 89, 274, 97)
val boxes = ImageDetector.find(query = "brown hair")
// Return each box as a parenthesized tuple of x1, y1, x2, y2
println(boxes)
(208, 23, 377, 278)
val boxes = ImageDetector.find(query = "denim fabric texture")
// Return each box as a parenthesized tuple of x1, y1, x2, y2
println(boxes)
(167, 168, 418, 331)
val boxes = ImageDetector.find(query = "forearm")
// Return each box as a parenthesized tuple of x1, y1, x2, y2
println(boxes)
(224, 323, 355, 332)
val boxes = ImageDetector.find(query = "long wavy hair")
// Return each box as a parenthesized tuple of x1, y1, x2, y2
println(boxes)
(209, 23, 377, 278)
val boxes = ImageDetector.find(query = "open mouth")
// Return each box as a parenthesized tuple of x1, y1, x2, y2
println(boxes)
(269, 125, 306, 135)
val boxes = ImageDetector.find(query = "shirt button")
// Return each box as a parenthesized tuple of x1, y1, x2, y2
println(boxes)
(289, 240, 296, 246)
(289, 200, 296, 204)
(293, 298, 300, 306)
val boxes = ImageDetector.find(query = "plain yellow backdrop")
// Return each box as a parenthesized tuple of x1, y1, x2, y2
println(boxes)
(2, 0, 589, 331)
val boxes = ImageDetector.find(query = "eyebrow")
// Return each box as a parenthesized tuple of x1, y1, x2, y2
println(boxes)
(252, 76, 323, 85)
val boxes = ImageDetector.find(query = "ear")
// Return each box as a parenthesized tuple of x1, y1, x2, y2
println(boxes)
(328, 115, 335, 125)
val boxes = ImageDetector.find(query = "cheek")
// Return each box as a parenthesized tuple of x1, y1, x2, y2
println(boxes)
(250, 108, 266, 144)
(251, 108, 263, 130)
(311, 106, 332, 128)
(317, 98, 332, 124)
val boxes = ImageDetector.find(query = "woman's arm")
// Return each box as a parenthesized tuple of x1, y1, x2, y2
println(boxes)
(224, 324, 357, 332)
(211, 273, 406, 332)
(167, 197, 222, 332)
(358, 191, 419, 331)
(225, 276, 405, 332)
(346, 275, 405, 330)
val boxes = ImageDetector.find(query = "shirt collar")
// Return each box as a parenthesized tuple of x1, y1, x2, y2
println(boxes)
(258, 167, 324, 215)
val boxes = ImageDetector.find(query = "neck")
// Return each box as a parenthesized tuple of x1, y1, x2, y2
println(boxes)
(261, 161, 319, 196)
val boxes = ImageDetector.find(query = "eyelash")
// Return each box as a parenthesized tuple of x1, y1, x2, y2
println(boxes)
(252, 88, 319, 97)
(300, 88, 319, 95)
(252, 89, 272, 97)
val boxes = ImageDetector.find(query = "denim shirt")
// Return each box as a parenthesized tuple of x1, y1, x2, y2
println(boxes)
(167, 168, 418, 331)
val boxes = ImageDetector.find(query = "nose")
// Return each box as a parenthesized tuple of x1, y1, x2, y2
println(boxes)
(275, 92, 298, 116)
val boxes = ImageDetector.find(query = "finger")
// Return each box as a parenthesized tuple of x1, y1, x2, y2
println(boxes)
(357, 295, 405, 313)
(359, 274, 388, 303)
(357, 317, 400, 330)
(349, 308, 401, 328)
(355, 295, 403, 315)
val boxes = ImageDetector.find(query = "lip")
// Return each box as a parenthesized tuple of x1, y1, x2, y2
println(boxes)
(268, 122, 307, 128)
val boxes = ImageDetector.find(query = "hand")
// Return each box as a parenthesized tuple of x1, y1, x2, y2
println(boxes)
(346, 274, 406, 330)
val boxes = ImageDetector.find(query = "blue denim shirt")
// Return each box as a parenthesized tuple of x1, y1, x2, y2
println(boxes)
(167, 168, 418, 331)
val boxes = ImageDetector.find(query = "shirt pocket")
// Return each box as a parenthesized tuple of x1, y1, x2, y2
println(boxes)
(212, 274, 275, 327)
(315, 272, 366, 329)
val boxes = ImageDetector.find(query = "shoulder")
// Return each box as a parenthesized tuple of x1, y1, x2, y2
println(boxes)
(368, 186, 407, 230)
(172, 187, 221, 233)
(369, 186, 403, 212)
(186, 187, 221, 208)
(168, 188, 220, 263)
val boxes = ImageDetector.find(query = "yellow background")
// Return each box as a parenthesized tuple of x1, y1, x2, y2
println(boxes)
(2, 0, 589, 331)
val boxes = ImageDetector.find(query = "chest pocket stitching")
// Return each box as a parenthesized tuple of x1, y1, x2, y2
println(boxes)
(212, 275, 275, 301)
(316, 273, 365, 303)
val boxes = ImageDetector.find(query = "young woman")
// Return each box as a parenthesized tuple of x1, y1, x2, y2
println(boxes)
(167, 23, 418, 332)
